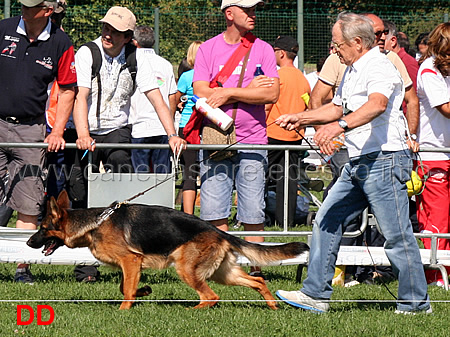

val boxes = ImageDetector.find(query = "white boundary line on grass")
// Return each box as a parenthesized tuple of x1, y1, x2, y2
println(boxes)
(1, 299, 450, 303)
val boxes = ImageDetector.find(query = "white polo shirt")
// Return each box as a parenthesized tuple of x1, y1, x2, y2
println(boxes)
(129, 48, 177, 138)
(75, 37, 158, 135)
(416, 56, 450, 161)
(332, 47, 408, 158)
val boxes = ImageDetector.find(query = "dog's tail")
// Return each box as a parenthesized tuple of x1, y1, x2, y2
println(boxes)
(227, 235, 309, 265)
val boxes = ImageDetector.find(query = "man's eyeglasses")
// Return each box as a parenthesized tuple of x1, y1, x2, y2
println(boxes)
(374, 29, 389, 37)
(331, 41, 346, 51)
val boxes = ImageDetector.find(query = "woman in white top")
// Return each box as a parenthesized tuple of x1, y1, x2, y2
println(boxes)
(416, 22, 450, 287)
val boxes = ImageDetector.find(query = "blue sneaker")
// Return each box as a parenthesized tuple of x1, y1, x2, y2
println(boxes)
(276, 290, 329, 313)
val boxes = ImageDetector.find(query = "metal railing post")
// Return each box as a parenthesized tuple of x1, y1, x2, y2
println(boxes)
(4, 0, 11, 19)
(154, 8, 160, 55)
(282, 149, 289, 229)
(297, 0, 304, 71)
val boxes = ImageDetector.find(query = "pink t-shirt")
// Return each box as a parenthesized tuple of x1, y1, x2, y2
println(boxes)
(193, 33, 278, 144)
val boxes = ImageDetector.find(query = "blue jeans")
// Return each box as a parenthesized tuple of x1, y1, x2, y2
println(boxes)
(302, 150, 430, 312)
(131, 135, 171, 174)
(199, 148, 267, 224)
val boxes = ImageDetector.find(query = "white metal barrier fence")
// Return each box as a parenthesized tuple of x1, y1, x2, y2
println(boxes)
(0, 142, 449, 289)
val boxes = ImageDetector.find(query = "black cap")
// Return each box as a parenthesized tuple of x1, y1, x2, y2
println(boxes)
(272, 35, 299, 54)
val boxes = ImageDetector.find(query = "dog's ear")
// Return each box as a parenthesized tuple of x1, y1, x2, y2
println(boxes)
(49, 196, 61, 220)
(57, 190, 70, 210)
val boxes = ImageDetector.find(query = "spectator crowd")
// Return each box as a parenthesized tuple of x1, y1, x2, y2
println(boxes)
(0, 0, 448, 315)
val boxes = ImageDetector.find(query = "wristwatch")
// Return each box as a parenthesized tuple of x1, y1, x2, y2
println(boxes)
(337, 119, 349, 131)
(409, 133, 417, 141)
(168, 134, 178, 139)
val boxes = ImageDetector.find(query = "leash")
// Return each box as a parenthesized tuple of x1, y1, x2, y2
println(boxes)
(412, 152, 428, 196)
(363, 239, 398, 300)
(292, 128, 330, 163)
(95, 146, 184, 225)
(95, 148, 183, 225)
(202, 121, 329, 163)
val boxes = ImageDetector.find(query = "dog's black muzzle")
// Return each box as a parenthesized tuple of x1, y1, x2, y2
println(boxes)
(27, 231, 64, 256)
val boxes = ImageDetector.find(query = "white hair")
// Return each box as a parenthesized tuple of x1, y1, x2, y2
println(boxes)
(336, 12, 375, 50)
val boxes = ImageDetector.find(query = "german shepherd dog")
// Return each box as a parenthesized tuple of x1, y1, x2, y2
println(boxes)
(27, 190, 308, 310)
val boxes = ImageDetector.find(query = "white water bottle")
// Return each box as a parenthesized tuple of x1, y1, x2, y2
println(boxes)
(191, 95, 234, 131)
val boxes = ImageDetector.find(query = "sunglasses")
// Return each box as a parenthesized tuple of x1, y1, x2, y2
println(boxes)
(375, 29, 389, 37)
(22, 5, 48, 9)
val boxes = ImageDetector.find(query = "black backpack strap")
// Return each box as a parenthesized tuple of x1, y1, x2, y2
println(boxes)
(82, 42, 102, 121)
(124, 43, 137, 90)
(83, 41, 102, 79)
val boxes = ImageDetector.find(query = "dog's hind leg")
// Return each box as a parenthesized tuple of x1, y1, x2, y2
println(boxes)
(118, 254, 144, 310)
(212, 262, 278, 310)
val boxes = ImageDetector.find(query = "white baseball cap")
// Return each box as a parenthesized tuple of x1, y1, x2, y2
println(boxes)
(221, 0, 264, 10)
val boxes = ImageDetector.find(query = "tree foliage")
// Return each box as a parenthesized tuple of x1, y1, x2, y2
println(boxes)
(2, 1, 448, 66)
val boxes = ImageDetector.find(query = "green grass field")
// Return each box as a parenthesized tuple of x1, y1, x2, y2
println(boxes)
(1, 262, 449, 337)
(1, 224, 449, 337)
(2, 175, 448, 336)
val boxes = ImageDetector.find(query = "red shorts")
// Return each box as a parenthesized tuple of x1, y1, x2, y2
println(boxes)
(414, 159, 450, 282)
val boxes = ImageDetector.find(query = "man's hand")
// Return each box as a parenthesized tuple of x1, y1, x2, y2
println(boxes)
(44, 131, 65, 152)
(313, 122, 344, 156)
(247, 75, 274, 89)
(406, 139, 420, 153)
(206, 87, 231, 109)
(76, 135, 96, 151)
(45, 87, 75, 152)
(275, 113, 303, 131)
(168, 135, 187, 156)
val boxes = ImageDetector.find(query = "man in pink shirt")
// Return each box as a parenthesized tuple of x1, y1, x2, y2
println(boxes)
(193, 0, 279, 277)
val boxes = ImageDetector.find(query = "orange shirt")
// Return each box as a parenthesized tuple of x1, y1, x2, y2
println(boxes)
(266, 66, 310, 141)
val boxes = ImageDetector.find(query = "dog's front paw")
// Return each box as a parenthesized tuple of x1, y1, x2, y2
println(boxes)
(136, 285, 152, 297)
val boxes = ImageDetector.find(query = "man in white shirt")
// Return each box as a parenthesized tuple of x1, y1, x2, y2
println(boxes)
(129, 25, 177, 173)
(73, 6, 184, 173)
(275, 12, 430, 315)
(71, 7, 185, 282)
